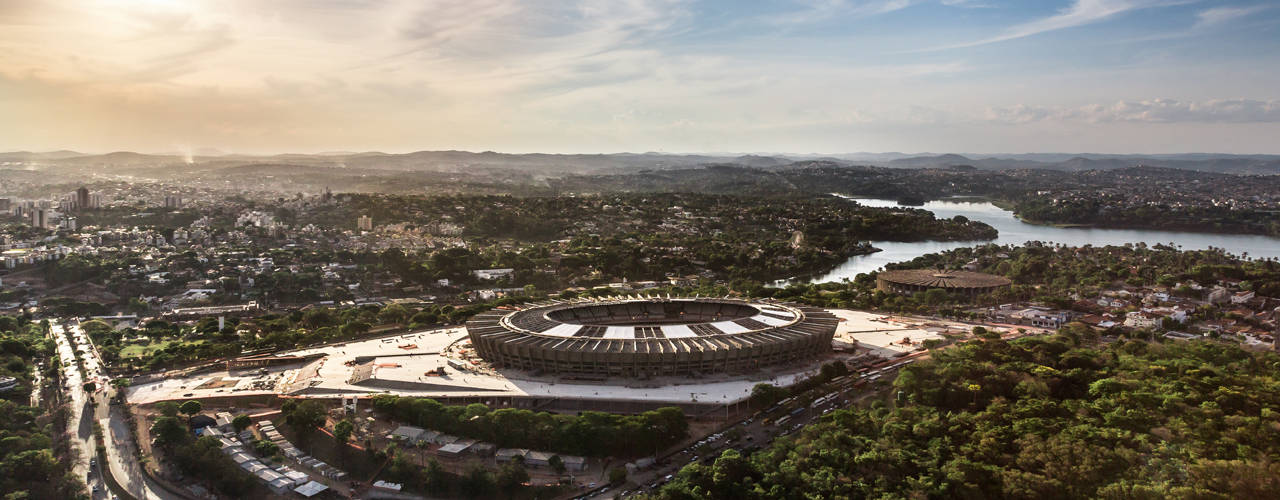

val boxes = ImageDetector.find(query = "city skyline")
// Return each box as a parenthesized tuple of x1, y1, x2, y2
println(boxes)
(2, 0, 1279, 154)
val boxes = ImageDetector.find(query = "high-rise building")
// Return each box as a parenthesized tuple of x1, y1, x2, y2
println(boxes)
(357, 215, 373, 231)
(75, 187, 90, 211)
(30, 208, 47, 228)
(164, 195, 183, 209)
(0, 199, 9, 212)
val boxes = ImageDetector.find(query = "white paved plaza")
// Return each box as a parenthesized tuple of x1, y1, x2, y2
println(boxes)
(128, 324, 826, 405)
(830, 309, 972, 356)
(126, 310, 983, 406)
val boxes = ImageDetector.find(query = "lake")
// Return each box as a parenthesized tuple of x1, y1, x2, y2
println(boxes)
(805, 196, 1280, 284)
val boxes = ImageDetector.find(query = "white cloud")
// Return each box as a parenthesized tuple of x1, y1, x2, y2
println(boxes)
(939, 0, 994, 8)
(1, 0, 1278, 154)
(770, 0, 916, 25)
(987, 99, 1280, 123)
(922, 0, 1183, 51)
(1194, 5, 1269, 29)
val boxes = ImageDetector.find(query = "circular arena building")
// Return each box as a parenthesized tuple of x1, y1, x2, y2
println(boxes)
(876, 269, 1012, 297)
(465, 297, 838, 377)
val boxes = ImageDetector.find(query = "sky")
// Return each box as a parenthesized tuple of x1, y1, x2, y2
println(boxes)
(1, 0, 1279, 155)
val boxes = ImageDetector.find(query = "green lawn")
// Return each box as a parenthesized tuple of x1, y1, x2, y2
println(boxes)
(119, 339, 204, 358)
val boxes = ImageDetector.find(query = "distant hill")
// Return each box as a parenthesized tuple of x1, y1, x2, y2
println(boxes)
(886, 154, 978, 169)
(3, 149, 1279, 176)
(868, 153, 1280, 174)
(0, 150, 87, 162)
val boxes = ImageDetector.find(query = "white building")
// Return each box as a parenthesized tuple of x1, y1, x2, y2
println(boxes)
(1124, 311, 1161, 329)
(1232, 291, 1256, 304)
(473, 268, 515, 280)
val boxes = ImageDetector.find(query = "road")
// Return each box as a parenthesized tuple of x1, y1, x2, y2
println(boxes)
(59, 320, 181, 500)
(589, 356, 920, 499)
(51, 320, 107, 499)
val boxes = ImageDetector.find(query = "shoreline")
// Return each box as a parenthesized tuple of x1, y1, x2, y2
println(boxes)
(838, 192, 1280, 238)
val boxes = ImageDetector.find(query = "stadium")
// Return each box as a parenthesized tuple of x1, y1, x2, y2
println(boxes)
(465, 297, 838, 377)
(876, 269, 1012, 297)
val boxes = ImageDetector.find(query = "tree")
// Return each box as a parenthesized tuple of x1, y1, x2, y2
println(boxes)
(460, 465, 496, 499)
(819, 361, 848, 380)
(409, 311, 438, 326)
(254, 439, 280, 457)
(549, 455, 566, 476)
(179, 400, 202, 417)
(608, 467, 627, 485)
(151, 416, 187, 448)
(156, 401, 180, 418)
(341, 321, 370, 337)
(232, 414, 251, 432)
(79, 320, 113, 338)
(285, 400, 327, 440)
(333, 419, 354, 447)
(424, 459, 450, 495)
(377, 304, 409, 325)
(82, 382, 96, 394)
(496, 461, 530, 498)
(749, 383, 788, 409)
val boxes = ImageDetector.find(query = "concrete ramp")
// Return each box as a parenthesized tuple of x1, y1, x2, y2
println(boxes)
(350, 377, 505, 392)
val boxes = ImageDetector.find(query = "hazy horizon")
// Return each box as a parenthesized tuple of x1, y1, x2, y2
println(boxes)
(10, 148, 1280, 159)
(3, 1, 1279, 154)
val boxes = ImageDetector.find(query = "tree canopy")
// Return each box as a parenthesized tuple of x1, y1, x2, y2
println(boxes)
(372, 396, 688, 457)
(648, 334, 1280, 499)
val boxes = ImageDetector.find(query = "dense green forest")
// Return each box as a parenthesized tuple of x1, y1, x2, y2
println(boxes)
(1012, 197, 1280, 236)
(0, 317, 85, 499)
(371, 395, 689, 457)
(302, 192, 996, 283)
(884, 242, 1280, 297)
(548, 164, 1280, 237)
(83, 299, 519, 372)
(648, 330, 1280, 499)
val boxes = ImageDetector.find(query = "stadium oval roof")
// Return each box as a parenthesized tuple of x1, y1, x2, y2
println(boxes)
(465, 296, 838, 377)
(877, 269, 1012, 289)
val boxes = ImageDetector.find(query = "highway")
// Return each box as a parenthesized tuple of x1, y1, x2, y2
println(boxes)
(51, 320, 106, 499)
(58, 320, 181, 500)
(580, 355, 921, 499)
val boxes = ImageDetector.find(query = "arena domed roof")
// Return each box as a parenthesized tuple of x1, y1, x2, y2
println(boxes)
(877, 269, 1012, 289)
(465, 296, 837, 377)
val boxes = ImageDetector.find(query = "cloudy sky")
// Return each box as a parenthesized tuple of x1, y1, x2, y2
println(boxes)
(2, 0, 1278, 154)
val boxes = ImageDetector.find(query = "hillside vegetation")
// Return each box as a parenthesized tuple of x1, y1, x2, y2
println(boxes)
(648, 331, 1280, 499)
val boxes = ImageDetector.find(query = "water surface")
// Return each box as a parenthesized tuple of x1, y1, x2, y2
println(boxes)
(806, 197, 1280, 284)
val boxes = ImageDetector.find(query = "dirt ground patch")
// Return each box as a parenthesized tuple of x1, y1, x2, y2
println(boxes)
(195, 377, 239, 390)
